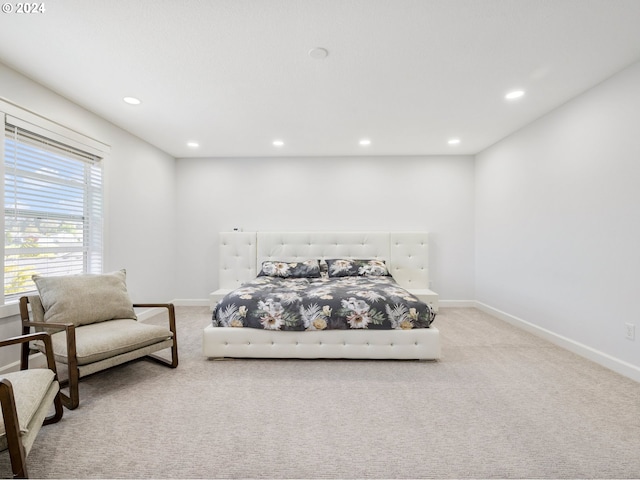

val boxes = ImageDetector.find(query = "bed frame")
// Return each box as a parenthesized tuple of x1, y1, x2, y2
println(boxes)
(203, 231, 440, 360)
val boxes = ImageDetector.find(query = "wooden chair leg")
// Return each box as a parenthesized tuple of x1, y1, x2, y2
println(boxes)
(139, 303, 179, 369)
(147, 337, 179, 368)
(147, 352, 178, 368)
(10, 453, 27, 479)
(0, 381, 28, 479)
(59, 327, 80, 410)
(171, 342, 179, 367)
(61, 370, 80, 410)
(44, 390, 64, 425)
(56, 361, 80, 410)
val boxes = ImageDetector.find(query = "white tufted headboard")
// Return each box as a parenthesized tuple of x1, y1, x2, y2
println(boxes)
(218, 232, 258, 292)
(212, 231, 438, 311)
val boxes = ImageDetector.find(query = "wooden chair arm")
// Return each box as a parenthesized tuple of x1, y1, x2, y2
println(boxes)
(133, 303, 177, 335)
(19, 321, 76, 372)
(0, 332, 58, 376)
(0, 331, 53, 349)
(21, 320, 74, 333)
(133, 303, 174, 309)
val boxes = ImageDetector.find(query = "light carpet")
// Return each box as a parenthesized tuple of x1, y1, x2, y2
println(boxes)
(1, 307, 639, 479)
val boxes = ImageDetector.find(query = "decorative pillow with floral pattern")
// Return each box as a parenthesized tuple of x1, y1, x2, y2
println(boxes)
(326, 259, 390, 277)
(258, 259, 321, 278)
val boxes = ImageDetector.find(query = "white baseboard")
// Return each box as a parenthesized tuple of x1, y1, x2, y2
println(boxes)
(439, 300, 476, 308)
(171, 299, 210, 307)
(475, 301, 640, 383)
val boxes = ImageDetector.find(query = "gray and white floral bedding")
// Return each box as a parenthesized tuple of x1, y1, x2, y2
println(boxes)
(212, 259, 436, 331)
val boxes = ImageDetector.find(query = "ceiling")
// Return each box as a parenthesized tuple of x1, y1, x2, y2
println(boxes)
(1, 0, 640, 159)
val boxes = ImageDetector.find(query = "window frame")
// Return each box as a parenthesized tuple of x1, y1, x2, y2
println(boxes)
(0, 99, 109, 317)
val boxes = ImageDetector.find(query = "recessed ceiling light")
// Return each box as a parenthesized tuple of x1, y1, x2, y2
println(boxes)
(123, 96, 142, 105)
(308, 47, 329, 60)
(187, 141, 199, 148)
(448, 138, 461, 145)
(359, 139, 371, 146)
(505, 90, 525, 100)
(272, 140, 284, 147)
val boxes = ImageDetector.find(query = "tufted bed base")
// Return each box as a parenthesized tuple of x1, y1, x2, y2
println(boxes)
(202, 327, 440, 360)
(203, 231, 441, 360)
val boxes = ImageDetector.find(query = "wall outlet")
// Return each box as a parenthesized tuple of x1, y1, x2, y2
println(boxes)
(625, 323, 635, 341)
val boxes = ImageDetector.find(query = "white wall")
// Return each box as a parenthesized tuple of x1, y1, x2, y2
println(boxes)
(4, 53, 639, 380)
(0, 62, 177, 302)
(0, 62, 178, 366)
(175, 155, 476, 302)
(475, 60, 640, 377)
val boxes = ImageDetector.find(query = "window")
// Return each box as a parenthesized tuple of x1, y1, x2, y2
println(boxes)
(1, 107, 107, 305)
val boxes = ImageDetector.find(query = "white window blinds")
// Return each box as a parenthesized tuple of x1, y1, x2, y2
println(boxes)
(3, 117, 104, 302)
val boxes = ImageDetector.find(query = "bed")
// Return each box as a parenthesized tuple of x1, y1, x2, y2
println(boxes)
(203, 231, 441, 360)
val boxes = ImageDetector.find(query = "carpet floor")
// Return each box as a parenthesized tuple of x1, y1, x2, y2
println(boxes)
(1, 306, 639, 479)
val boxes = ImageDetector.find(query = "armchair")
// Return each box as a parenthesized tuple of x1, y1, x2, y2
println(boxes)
(19, 270, 178, 410)
(1, 332, 63, 478)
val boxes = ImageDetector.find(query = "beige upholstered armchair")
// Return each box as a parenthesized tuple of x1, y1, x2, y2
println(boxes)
(1, 332, 63, 478)
(19, 269, 178, 410)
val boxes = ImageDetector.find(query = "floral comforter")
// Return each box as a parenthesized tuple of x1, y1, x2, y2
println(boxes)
(212, 276, 436, 331)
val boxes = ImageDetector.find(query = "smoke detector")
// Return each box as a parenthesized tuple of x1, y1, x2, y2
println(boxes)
(308, 47, 329, 60)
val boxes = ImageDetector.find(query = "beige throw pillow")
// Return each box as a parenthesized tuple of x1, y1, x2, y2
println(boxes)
(32, 269, 137, 326)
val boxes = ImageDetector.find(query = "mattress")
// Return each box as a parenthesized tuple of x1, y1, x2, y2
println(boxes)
(212, 264, 436, 332)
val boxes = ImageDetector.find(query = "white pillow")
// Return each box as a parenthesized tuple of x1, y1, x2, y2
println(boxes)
(32, 269, 137, 327)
